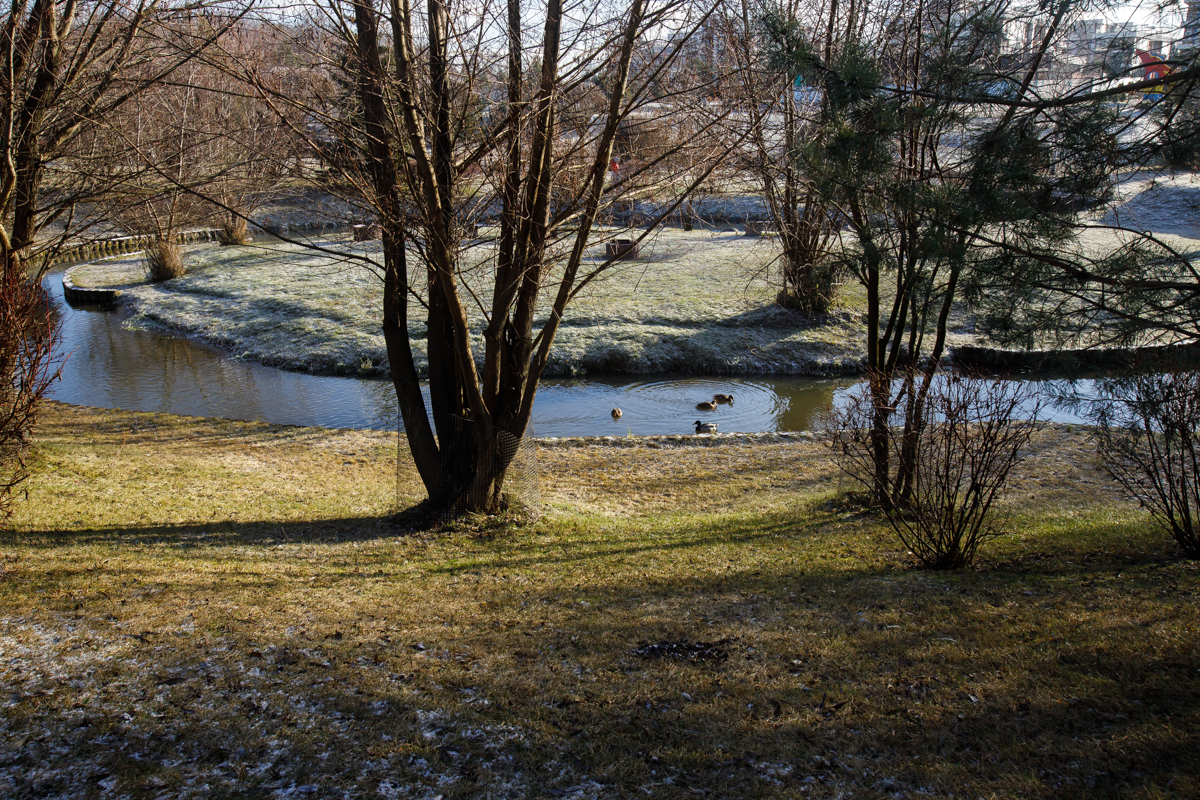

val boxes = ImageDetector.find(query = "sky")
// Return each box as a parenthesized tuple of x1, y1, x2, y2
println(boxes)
(1108, 0, 1185, 26)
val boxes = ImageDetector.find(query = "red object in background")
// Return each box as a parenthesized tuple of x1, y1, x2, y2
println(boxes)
(1136, 49, 1171, 82)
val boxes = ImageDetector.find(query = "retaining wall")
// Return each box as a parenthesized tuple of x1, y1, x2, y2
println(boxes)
(952, 341, 1200, 373)
(53, 229, 225, 307)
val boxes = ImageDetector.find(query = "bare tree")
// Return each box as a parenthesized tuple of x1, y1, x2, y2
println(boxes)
(194, 22, 301, 245)
(102, 62, 213, 278)
(246, 0, 733, 516)
(725, 0, 864, 313)
(99, 43, 295, 275)
(1, 1, 247, 279)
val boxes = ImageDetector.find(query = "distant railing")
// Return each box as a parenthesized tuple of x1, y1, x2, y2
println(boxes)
(41, 228, 225, 270)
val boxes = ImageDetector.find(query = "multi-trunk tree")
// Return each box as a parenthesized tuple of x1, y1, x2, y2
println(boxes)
(256, 0, 731, 515)
(723, 0, 863, 313)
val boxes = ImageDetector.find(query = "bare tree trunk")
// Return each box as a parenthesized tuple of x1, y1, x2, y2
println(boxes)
(350, 0, 444, 499)
(287, 0, 724, 516)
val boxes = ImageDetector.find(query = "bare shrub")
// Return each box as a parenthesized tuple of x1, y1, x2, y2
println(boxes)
(218, 217, 249, 246)
(1094, 371, 1200, 558)
(827, 371, 1043, 569)
(144, 239, 185, 282)
(0, 265, 62, 517)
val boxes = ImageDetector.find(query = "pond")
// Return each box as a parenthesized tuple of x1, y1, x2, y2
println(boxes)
(44, 268, 1088, 437)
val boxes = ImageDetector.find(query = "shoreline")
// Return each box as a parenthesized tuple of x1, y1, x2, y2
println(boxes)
(58, 170, 1200, 380)
(43, 399, 1088, 444)
(64, 233, 882, 379)
(62, 259, 1197, 382)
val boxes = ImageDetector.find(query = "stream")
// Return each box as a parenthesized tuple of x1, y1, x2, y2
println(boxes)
(44, 269, 1087, 437)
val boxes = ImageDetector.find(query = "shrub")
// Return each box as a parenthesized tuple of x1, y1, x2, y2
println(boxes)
(0, 263, 62, 517)
(827, 371, 1042, 568)
(145, 239, 186, 282)
(218, 217, 249, 246)
(1094, 370, 1200, 558)
(776, 256, 838, 315)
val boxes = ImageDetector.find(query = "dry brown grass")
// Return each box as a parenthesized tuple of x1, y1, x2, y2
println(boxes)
(0, 403, 1195, 799)
(144, 240, 187, 283)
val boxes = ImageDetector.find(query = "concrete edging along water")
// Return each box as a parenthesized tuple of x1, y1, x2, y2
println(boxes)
(58, 229, 225, 307)
(61, 271, 122, 306)
(952, 340, 1200, 372)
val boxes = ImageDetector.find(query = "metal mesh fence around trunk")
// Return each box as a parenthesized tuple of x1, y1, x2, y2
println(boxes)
(395, 412, 541, 520)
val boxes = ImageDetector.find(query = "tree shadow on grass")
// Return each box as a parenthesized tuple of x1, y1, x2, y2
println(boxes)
(558, 302, 862, 377)
(2, 508, 1196, 798)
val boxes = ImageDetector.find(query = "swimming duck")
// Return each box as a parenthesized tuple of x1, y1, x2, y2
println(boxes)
(611, 408, 622, 419)
(713, 393, 734, 404)
(696, 400, 717, 411)
(694, 420, 719, 433)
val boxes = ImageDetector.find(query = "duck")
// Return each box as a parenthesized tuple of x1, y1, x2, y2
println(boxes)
(713, 393, 734, 404)
(611, 408, 622, 420)
(696, 400, 717, 411)
(694, 420, 719, 433)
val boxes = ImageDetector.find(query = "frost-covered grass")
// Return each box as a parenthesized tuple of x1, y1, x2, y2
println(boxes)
(1, 403, 1197, 799)
(67, 172, 1200, 377)
(75, 240, 390, 376)
(71, 229, 892, 378)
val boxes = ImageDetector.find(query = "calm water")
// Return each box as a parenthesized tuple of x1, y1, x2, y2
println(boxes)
(44, 270, 1086, 436)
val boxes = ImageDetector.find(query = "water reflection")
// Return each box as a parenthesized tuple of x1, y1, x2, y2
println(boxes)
(533, 375, 856, 436)
(44, 268, 1088, 436)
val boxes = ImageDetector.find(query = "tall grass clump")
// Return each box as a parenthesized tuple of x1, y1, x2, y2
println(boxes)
(828, 371, 1042, 568)
(144, 238, 186, 282)
(217, 216, 249, 246)
(1095, 370, 1200, 558)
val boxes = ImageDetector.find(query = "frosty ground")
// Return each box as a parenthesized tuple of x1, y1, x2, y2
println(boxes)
(66, 169, 1200, 380)
(71, 227, 882, 378)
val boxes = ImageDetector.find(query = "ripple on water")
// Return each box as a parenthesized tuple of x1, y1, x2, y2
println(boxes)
(530, 376, 849, 438)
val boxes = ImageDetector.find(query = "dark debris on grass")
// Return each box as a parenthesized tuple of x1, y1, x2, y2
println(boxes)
(631, 639, 733, 663)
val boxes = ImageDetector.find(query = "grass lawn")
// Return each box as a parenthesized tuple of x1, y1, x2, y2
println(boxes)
(60, 169, 1200, 383)
(0, 402, 1196, 798)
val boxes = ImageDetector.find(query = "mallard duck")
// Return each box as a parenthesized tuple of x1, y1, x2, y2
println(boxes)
(611, 408, 622, 419)
(696, 400, 717, 411)
(713, 393, 734, 404)
(694, 420, 718, 433)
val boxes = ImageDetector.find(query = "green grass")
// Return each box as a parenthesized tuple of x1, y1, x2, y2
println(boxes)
(0, 404, 1196, 798)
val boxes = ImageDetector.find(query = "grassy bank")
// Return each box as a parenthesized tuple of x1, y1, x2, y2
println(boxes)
(64, 171, 1200, 381)
(1, 403, 1196, 798)
(70, 229, 892, 378)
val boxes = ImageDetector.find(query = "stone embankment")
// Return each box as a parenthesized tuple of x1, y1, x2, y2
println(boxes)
(56, 230, 225, 306)
(952, 341, 1200, 373)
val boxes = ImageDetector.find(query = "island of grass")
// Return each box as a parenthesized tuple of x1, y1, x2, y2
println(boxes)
(66, 227, 920, 378)
(68, 172, 1200, 379)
